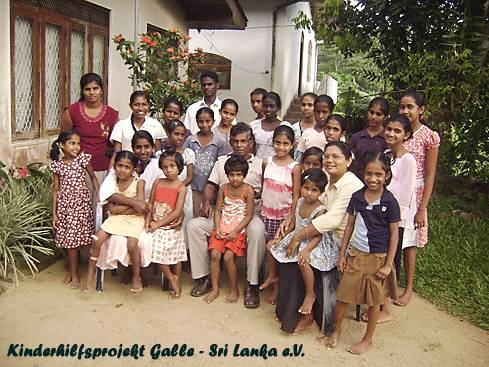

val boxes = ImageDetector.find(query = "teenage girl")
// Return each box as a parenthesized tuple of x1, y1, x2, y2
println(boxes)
(50, 130, 99, 289)
(325, 151, 400, 355)
(350, 97, 389, 179)
(324, 114, 347, 143)
(162, 97, 191, 145)
(259, 125, 301, 304)
(295, 95, 335, 162)
(292, 92, 318, 143)
(212, 99, 238, 154)
(110, 90, 166, 153)
(396, 90, 440, 306)
(250, 92, 292, 159)
(142, 147, 187, 298)
(301, 147, 323, 172)
(250, 87, 267, 120)
(184, 107, 227, 217)
(86, 151, 145, 292)
(206, 154, 255, 304)
(270, 169, 327, 319)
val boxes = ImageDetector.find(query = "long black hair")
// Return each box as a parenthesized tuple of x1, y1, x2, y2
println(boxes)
(49, 130, 79, 161)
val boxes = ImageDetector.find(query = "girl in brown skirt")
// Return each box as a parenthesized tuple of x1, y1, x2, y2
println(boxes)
(324, 151, 400, 354)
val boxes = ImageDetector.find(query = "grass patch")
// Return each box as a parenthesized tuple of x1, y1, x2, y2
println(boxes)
(413, 195, 489, 330)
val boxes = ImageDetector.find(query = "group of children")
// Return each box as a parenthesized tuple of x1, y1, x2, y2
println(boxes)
(50, 76, 439, 354)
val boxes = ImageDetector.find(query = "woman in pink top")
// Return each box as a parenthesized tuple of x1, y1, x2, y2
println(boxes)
(61, 73, 119, 181)
(397, 90, 440, 307)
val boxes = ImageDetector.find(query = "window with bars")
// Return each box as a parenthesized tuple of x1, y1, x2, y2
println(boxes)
(10, 0, 109, 140)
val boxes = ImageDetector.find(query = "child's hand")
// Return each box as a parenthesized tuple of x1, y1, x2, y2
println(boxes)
(298, 249, 311, 266)
(376, 264, 392, 279)
(227, 229, 238, 242)
(276, 216, 294, 238)
(285, 237, 300, 258)
(149, 221, 160, 232)
(216, 228, 226, 240)
(337, 254, 347, 272)
(414, 207, 427, 229)
(133, 200, 150, 214)
(267, 239, 279, 251)
(52, 215, 58, 230)
(168, 213, 184, 230)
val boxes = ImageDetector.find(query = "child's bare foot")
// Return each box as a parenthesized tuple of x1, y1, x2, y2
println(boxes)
(120, 268, 132, 285)
(204, 288, 219, 303)
(394, 290, 412, 306)
(294, 314, 313, 333)
(361, 310, 392, 323)
(323, 330, 340, 348)
(131, 278, 143, 293)
(83, 272, 96, 292)
(225, 289, 239, 303)
(347, 339, 372, 355)
(168, 275, 180, 299)
(259, 275, 278, 290)
(266, 283, 278, 305)
(63, 275, 72, 284)
(70, 276, 80, 289)
(298, 294, 316, 314)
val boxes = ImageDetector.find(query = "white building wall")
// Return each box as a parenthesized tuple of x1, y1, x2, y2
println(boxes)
(0, 0, 188, 166)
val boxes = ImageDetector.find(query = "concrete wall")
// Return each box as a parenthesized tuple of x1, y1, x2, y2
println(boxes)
(189, 0, 317, 123)
(0, 0, 188, 166)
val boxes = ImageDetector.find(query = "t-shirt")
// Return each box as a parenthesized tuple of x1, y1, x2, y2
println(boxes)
(249, 119, 292, 159)
(297, 127, 327, 153)
(183, 97, 237, 135)
(211, 126, 233, 155)
(110, 116, 166, 151)
(349, 129, 386, 180)
(347, 187, 400, 253)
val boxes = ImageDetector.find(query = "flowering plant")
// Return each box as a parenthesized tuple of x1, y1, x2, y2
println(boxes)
(114, 30, 204, 116)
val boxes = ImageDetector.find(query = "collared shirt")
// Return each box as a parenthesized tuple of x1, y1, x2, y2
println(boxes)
(311, 171, 364, 239)
(347, 187, 401, 253)
(183, 133, 227, 191)
(349, 128, 386, 179)
(184, 97, 237, 135)
(110, 116, 166, 151)
(208, 153, 263, 214)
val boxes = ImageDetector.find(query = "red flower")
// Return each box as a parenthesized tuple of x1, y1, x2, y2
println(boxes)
(184, 47, 189, 53)
(141, 36, 151, 44)
(16, 167, 30, 179)
(167, 48, 174, 54)
(150, 41, 157, 47)
(197, 47, 204, 52)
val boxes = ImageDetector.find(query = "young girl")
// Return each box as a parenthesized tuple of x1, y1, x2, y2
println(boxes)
(142, 147, 187, 298)
(167, 120, 195, 228)
(385, 114, 417, 311)
(50, 130, 99, 289)
(86, 151, 145, 292)
(270, 169, 327, 318)
(296, 95, 335, 161)
(110, 90, 166, 153)
(250, 87, 267, 120)
(183, 107, 227, 217)
(212, 99, 238, 154)
(162, 97, 191, 145)
(397, 90, 440, 306)
(323, 114, 347, 143)
(350, 97, 389, 179)
(301, 147, 323, 172)
(250, 92, 292, 159)
(325, 151, 400, 355)
(205, 154, 254, 304)
(259, 125, 302, 304)
(292, 92, 318, 143)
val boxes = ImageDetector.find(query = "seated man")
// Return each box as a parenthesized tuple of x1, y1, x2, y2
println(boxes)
(187, 122, 266, 308)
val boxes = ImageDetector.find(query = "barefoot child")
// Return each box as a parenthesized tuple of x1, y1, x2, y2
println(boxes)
(212, 99, 238, 153)
(50, 130, 99, 289)
(325, 151, 399, 354)
(86, 151, 145, 292)
(397, 90, 439, 306)
(142, 146, 187, 298)
(259, 125, 301, 304)
(270, 169, 327, 320)
(205, 154, 254, 303)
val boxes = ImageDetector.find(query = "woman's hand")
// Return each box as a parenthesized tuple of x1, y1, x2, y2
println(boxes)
(298, 249, 311, 266)
(376, 264, 392, 280)
(285, 236, 300, 258)
(414, 207, 427, 229)
(337, 254, 347, 273)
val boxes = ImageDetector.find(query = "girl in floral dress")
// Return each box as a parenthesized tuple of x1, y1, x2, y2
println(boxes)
(397, 90, 440, 306)
(50, 130, 99, 289)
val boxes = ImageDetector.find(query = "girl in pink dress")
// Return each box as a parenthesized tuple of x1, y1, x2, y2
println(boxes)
(206, 154, 254, 304)
(397, 90, 440, 306)
(259, 125, 302, 304)
(50, 130, 99, 289)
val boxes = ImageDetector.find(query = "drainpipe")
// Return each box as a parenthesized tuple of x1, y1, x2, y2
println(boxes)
(133, 0, 140, 90)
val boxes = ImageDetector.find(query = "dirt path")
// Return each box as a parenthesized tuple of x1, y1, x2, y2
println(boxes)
(1, 260, 488, 367)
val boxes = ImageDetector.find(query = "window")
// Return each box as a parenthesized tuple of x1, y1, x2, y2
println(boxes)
(10, 0, 110, 140)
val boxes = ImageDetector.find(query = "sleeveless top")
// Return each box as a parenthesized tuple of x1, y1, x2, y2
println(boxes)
(153, 183, 183, 223)
(220, 184, 249, 234)
(261, 157, 299, 220)
(69, 101, 119, 171)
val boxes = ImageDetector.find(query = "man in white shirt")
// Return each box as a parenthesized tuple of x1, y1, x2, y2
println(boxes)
(184, 70, 223, 134)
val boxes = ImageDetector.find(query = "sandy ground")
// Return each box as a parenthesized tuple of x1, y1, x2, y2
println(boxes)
(1, 260, 488, 367)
